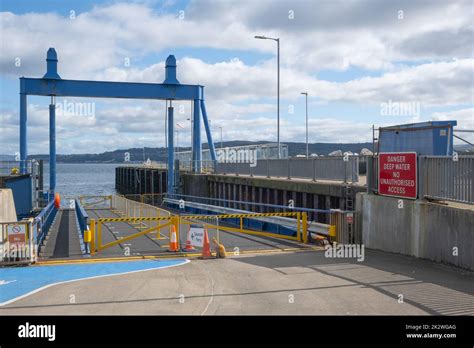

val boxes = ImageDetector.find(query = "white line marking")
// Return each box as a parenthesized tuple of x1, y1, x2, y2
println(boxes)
(0, 259, 190, 307)
(201, 270, 215, 315)
(0, 280, 17, 286)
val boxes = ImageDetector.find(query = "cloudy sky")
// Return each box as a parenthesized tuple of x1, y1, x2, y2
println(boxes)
(0, 0, 473, 155)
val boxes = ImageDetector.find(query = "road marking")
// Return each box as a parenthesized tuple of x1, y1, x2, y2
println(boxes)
(0, 259, 190, 306)
(201, 270, 215, 315)
(0, 280, 17, 286)
(36, 246, 321, 266)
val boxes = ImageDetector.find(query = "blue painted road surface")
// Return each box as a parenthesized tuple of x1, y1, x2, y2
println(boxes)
(0, 259, 189, 306)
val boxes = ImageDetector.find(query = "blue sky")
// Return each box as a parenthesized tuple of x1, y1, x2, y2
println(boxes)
(0, 0, 472, 155)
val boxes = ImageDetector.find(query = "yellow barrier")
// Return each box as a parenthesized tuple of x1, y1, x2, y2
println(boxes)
(90, 219, 96, 255)
(179, 211, 307, 242)
(89, 195, 173, 253)
(86, 196, 310, 255)
(123, 193, 164, 206)
(79, 195, 112, 208)
(97, 220, 172, 251)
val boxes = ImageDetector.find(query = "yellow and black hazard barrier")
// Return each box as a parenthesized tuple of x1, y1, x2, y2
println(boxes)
(180, 211, 308, 243)
(83, 195, 350, 256)
(179, 211, 301, 220)
(98, 216, 170, 223)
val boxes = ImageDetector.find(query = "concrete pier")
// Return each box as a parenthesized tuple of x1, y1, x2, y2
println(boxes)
(115, 166, 366, 223)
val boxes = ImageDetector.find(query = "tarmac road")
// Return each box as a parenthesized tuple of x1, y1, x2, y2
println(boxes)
(1, 249, 473, 315)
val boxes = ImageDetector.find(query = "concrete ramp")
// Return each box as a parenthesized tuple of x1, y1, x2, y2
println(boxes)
(0, 189, 17, 222)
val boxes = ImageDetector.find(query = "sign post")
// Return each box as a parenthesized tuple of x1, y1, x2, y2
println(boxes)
(378, 152, 417, 199)
(189, 225, 205, 247)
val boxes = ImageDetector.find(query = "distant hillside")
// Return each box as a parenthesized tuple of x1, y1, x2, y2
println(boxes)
(1, 141, 469, 163)
(18, 141, 372, 163)
(0, 154, 15, 161)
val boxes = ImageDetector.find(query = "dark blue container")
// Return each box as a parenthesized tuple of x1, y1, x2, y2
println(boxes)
(378, 121, 457, 155)
(5, 174, 33, 218)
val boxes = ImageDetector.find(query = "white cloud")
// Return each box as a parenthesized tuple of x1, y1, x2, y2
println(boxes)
(0, 1, 473, 154)
(431, 108, 474, 144)
(1, 0, 473, 77)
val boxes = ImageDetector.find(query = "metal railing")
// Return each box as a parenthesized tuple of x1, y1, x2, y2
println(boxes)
(178, 160, 217, 173)
(0, 160, 37, 175)
(111, 195, 171, 238)
(419, 155, 474, 204)
(165, 197, 309, 242)
(74, 198, 89, 240)
(123, 193, 164, 206)
(215, 156, 360, 183)
(162, 193, 359, 241)
(367, 154, 474, 205)
(34, 199, 58, 248)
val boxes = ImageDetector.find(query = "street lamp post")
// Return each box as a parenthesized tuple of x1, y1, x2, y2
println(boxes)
(255, 35, 280, 159)
(219, 126, 223, 149)
(301, 92, 308, 157)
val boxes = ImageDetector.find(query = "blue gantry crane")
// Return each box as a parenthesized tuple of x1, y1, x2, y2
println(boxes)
(19, 48, 217, 195)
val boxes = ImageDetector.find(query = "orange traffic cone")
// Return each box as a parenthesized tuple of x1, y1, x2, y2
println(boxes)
(182, 227, 196, 252)
(54, 193, 61, 209)
(200, 229, 213, 259)
(168, 226, 179, 252)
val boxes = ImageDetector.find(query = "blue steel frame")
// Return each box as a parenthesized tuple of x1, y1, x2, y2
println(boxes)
(19, 48, 217, 194)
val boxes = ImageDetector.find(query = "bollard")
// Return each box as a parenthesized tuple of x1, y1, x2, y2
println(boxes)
(84, 226, 91, 254)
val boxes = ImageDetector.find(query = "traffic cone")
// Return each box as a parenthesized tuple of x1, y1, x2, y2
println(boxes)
(200, 229, 213, 259)
(54, 193, 61, 209)
(182, 227, 196, 252)
(168, 226, 179, 252)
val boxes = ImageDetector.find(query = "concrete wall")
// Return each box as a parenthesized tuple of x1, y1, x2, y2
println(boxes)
(357, 193, 474, 270)
(0, 189, 17, 222)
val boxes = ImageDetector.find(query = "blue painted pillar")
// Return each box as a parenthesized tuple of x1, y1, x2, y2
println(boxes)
(49, 100, 56, 194)
(167, 105, 174, 194)
(200, 100, 217, 162)
(192, 99, 202, 173)
(19, 92, 27, 174)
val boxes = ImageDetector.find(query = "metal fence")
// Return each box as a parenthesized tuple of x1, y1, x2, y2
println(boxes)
(74, 198, 89, 240)
(419, 155, 474, 204)
(215, 156, 360, 183)
(34, 199, 58, 248)
(367, 155, 474, 205)
(0, 160, 37, 175)
(177, 160, 216, 173)
(0, 219, 37, 265)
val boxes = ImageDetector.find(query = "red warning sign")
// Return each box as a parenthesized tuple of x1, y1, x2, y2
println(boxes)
(378, 152, 417, 199)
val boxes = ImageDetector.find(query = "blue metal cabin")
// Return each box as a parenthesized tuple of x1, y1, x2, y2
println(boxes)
(4, 175, 33, 218)
(378, 121, 457, 155)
